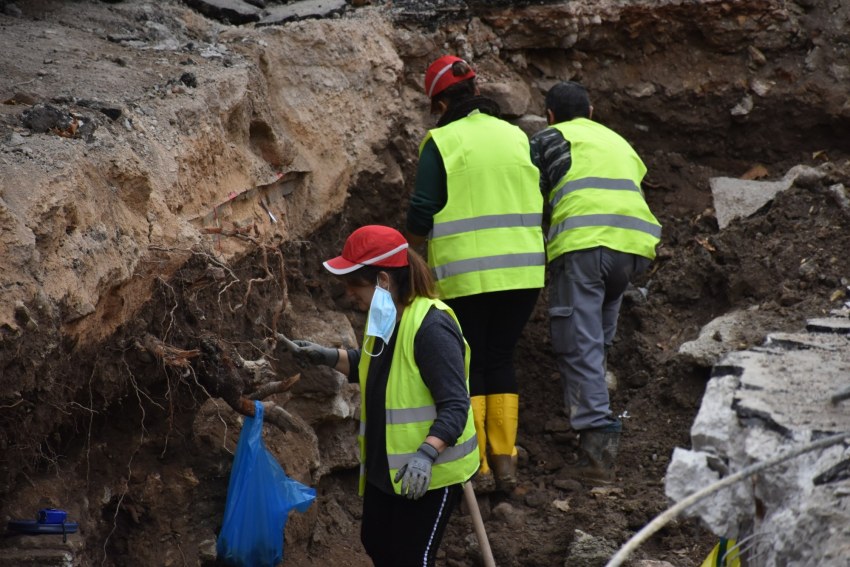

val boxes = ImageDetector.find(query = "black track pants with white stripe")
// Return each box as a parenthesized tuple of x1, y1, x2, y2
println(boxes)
(361, 482, 463, 567)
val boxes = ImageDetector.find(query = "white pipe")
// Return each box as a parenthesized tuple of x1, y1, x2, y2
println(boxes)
(605, 431, 850, 567)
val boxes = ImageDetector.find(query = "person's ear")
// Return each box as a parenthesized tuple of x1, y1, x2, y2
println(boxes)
(377, 271, 391, 290)
(432, 99, 448, 116)
(546, 109, 555, 125)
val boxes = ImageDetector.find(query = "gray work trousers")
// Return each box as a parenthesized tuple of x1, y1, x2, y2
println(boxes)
(548, 247, 650, 431)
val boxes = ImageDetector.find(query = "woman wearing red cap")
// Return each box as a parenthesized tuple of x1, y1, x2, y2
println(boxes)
(288, 224, 479, 567)
(405, 55, 546, 493)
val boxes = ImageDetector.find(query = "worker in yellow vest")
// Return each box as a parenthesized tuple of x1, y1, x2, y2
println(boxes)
(405, 55, 546, 493)
(288, 225, 478, 567)
(530, 81, 661, 484)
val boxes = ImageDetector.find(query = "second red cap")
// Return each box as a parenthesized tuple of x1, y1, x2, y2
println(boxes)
(424, 55, 476, 99)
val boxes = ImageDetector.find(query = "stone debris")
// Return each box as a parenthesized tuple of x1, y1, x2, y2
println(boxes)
(552, 498, 571, 512)
(709, 164, 827, 229)
(478, 80, 533, 119)
(666, 315, 850, 565)
(567, 529, 619, 567)
(806, 317, 850, 334)
(180, 0, 350, 25)
(20, 104, 74, 134)
(258, 0, 348, 25)
(677, 307, 764, 367)
(828, 183, 850, 211)
(184, 0, 263, 25)
(20, 103, 98, 141)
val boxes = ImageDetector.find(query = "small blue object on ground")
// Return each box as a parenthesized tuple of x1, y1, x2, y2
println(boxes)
(7, 508, 78, 542)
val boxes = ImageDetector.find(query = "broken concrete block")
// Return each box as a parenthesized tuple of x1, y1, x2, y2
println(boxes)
(184, 0, 262, 25)
(691, 375, 744, 457)
(666, 314, 850, 563)
(709, 165, 825, 229)
(805, 316, 850, 334)
(677, 309, 758, 367)
(667, 445, 757, 540)
(258, 0, 347, 26)
(709, 176, 792, 229)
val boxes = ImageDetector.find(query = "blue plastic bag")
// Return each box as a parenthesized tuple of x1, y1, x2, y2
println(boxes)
(216, 401, 316, 567)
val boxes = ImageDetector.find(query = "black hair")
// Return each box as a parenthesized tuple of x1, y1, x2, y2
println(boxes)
(545, 81, 591, 123)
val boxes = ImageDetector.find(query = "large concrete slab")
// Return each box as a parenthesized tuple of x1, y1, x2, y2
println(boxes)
(722, 329, 850, 434)
(666, 316, 850, 564)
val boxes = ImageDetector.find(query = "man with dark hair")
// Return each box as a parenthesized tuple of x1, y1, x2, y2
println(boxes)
(530, 81, 662, 485)
(544, 80, 592, 123)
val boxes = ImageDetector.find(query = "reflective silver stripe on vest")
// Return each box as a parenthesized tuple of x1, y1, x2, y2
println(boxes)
(432, 213, 544, 239)
(386, 434, 479, 469)
(359, 421, 367, 477)
(548, 214, 662, 240)
(433, 252, 546, 281)
(550, 177, 642, 208)
(386, 405, 437, 424)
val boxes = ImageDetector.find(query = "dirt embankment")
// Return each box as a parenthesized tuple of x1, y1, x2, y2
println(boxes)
(1, 1, 849, 566)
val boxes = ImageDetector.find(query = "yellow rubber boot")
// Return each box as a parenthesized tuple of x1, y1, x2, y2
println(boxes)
(471, 395, 495, 493)
(487, 393, 519, 492)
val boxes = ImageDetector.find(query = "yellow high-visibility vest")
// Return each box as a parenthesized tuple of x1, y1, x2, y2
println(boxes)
(421, 111, 545, 299)
(357, 296, 479, 495)
(546, 118, 661, 262)
(700, 538, 742, 567)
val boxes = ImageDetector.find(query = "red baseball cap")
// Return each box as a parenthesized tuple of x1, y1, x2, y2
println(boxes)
(424, 55, 476, 99)
(323, 225, 409, 275)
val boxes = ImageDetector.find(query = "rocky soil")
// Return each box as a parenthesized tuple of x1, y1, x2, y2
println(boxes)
(1, 1, 849, 566)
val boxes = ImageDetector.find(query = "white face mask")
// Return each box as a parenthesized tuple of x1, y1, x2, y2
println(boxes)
(363, 278, 397, 357)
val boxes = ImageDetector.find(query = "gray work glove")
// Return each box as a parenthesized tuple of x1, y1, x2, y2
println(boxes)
(394, 442, 439, 500)
(290, 339, 339, 367)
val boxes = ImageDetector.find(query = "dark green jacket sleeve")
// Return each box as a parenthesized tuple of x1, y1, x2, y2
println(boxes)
(405, 138, 447, 237)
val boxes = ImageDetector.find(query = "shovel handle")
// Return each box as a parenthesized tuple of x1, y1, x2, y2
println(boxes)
(463, 481, 496, 567)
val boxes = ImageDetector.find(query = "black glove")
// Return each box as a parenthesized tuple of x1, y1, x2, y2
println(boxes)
(290, 339, 339, 367)
(394, 442, 439, 500)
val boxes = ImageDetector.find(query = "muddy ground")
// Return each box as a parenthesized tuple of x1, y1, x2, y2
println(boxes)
(1, 1, 850, 566)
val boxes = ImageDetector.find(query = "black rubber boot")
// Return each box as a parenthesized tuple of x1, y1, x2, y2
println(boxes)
(473, 470, 496, 494)
(490, 454, 517, 492)
(562, 421, 621, 485)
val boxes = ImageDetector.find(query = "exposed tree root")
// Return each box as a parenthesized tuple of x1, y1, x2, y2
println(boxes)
(136, 333, 304, 433)
(249, 376, 300, 400)
(138, 333, 199, 368)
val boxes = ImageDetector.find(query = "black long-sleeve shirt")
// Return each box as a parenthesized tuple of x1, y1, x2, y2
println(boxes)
(346, 306, 469, 494)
